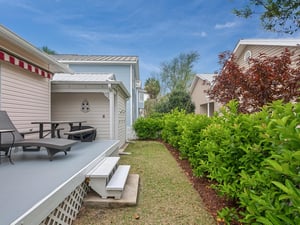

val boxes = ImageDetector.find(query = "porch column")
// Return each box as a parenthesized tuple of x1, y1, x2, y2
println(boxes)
(207, 102, 210, 117)
(108, 84, 115, 139)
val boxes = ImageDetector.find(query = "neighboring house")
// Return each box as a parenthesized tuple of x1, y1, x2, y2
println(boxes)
(53, 55, 141, 139)
(191, 39, 300, 116)
(51, 73, 130, 146)
(190, 74, 221, 116)
(0, 25, 71, 133)
(138, 89, 148, 117)
(233, 39, 300, 68)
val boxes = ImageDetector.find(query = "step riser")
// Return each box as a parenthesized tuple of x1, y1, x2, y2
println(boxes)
(86, 157, 130, 199)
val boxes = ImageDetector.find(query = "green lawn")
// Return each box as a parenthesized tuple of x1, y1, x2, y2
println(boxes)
(74, 141, 216, 225)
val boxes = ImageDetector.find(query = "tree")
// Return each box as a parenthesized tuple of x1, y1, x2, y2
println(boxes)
(208, 49, 300, 113)
(144, 77, 160, 99)
(155, 90, 195, 113)
(233, 0, 300, 34)
(160, 51, 199, 94)
(41, 46, 57, 55)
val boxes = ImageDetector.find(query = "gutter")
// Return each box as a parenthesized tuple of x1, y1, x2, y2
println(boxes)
(0, 24, 73, 74)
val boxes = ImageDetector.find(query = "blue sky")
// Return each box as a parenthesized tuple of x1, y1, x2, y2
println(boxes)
(1, 0, 299, 85)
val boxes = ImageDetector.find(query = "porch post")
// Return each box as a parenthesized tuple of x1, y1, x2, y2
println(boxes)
(108, 84, 115, 139)
(207, 102, 210, 117)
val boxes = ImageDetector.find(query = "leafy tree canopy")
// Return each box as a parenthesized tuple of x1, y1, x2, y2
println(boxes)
(40, 46, 57, 55)
(208, 49, 300, 113)
(160, 51, 199, 94)
(155, 90, 195, 113)
(233, 0, 300, 34)
(144, 77, 160, 99)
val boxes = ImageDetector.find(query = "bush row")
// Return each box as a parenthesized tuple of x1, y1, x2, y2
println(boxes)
(133, 100, 300, 225)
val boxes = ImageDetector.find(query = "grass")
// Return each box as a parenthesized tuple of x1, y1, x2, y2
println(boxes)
(73, 141, 216, 225)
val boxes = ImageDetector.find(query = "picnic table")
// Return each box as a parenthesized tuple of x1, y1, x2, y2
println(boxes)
(31, 121, 86, 138)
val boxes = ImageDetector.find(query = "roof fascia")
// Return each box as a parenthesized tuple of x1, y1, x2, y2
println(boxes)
(233, 39, 300, 58)
(51, 80, 130, 98)
(0, 25, 72, 73)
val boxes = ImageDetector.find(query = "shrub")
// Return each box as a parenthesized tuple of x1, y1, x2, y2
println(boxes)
(161, 109, 186, 148)
(178, 113, 212, 159)
(133, 116, 163, 139)
(135, 100, 300, 224)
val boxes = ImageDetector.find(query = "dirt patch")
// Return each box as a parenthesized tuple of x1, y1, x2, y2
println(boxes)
(161, 141, 241, 225)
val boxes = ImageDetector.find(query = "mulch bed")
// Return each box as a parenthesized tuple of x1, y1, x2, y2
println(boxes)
(160, 141, 241, 225)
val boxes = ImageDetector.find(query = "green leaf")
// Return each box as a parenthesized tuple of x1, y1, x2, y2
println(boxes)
(276, 214, 295, 225)
(292, 151, 300, 160)
(266, 159, 283, 172)
(272, 181, 290, 194)
(266, 212, 285, 225)
(256, 216, 274, 225)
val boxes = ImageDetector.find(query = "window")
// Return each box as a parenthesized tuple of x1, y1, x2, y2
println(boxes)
(243, 50, 252, 63)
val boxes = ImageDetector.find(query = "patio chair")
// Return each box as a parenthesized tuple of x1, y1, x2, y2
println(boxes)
(0, 111, 78, 162)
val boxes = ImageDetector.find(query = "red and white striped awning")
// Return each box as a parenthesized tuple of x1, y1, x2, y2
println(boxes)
(0, 50, 53, 79)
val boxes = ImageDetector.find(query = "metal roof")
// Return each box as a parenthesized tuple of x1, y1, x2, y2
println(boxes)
(52, 73, 130, 97)
(53, 54, 138, 64)
(52, 73, 116, 82)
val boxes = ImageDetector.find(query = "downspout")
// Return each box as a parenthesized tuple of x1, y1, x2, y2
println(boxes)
(0, 64, 1, 109)
(129, 64, 133, 126)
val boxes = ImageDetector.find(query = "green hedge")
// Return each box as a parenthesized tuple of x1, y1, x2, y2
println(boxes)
(133, 101, 300, 225)
(133, 113, 163, 139)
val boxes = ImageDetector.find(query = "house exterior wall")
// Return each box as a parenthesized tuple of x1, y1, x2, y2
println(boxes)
(190, 76, 222, 116)
(191, 78, 210, 114)
(66, 64, 136, 128)
(116, 91, 126, 146)
(235, 45, 300, 69)
(0, 62, 50, 133)
(51, 88, 128, 147)
(51, 93, 110, 140)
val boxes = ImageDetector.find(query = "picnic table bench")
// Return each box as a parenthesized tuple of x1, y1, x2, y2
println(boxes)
(64, 126, 96, 142)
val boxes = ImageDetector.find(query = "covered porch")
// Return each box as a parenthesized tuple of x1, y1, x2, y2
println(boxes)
(0, 140, 120, 225)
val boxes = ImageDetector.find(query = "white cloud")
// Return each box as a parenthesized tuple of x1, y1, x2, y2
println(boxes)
(192, 31, 207, 37)
(215, 22, 237, 29)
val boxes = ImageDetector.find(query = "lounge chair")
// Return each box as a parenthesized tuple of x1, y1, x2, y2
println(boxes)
(0, 111, 78, 162)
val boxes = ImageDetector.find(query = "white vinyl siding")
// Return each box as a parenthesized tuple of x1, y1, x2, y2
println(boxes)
(0, 63, 50, 132)
(51, 93, 110, 139)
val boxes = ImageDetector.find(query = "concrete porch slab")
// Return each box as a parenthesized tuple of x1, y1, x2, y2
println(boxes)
(84, 174, 139, 208)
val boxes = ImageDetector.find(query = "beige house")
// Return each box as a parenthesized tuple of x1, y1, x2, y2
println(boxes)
(233, 39, 300, 68)
(0, 25, 71, 133)
(191, 39, 300, 116)
(190, 74, 220, 116)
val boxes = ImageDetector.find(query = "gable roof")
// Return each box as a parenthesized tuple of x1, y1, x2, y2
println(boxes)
(233, 39, 300, 58)
(53, 54, 140, 81)
(190, 74, 215, 93)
